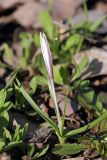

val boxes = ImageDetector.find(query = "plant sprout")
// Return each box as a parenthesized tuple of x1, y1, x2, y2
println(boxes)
(40, 33, 62, 135)
(16, 33, 107, 145)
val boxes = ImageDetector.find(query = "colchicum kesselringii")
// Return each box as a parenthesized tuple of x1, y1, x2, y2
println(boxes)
(39, 33, 107, 142)
(16, 32, 107, 144)
(40, 33, 62, 135)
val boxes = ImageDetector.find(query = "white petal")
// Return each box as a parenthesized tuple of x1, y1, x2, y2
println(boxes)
(40, 33, 53, 79)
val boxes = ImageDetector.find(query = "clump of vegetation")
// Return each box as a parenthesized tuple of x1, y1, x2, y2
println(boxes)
(0, 3, 107, 159)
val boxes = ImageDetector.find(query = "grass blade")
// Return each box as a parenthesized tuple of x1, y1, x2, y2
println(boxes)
(15, 79, 60, 136)
(65, 111, 107, 138)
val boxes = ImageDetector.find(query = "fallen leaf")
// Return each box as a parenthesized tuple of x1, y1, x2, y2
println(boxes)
(52, 0, 82, 20)
(21, 155, 31, 160)
(49, 94, 79, 116)
(13, 1, 45, 28)
(96, 1, 107, 12)
(74, 48, 107, 78)
(0, 0, 26, 11)
(0, 0, 83, 28)
(72, 10, 105, 25)
(83, 149, 99, 159)
(0, 152, 11, 160)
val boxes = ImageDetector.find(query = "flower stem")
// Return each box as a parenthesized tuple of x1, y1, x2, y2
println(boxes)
(48, 78, 62, 135)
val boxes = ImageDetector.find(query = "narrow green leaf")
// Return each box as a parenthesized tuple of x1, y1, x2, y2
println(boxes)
(4, 141, 23, 151)
(0, 89, 6, 108)
(5, 72, 17, 89)
(53, 65, 63, 85)
(3, 128, 12, 141)
(78, 55, 89, 71)
(0, 139, 5, 151)
(72, 55, 88, 81)
(0, 111, 9, 128)
(28, 144, 35, 157)
(36, 75, 47, 85)
(52, 143, 87, 155)
(64, 34, 82, 51)
(65, 112, 107, 138)
(13, 125, 20, 141)
(15, 79, 60, 136)
(34, 145, 49, 158)
(18, 123, 28, 140)
(77, 89, 105, 115)
(3, 43, 13, 60)
(90, 15, 107, 32)
(60, 66, 69, 84)
(30, 77, 37, 92)
(33, 33, 40, 47)
(4, 101, 13, 111)
(40, 10, 56, 40)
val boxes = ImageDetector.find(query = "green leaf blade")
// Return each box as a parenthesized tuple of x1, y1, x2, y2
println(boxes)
(52, 143, 88, 155)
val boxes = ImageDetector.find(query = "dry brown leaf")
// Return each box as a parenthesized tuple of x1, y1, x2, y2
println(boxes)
(0, 153, 11, 160)
(13, 1, 45, 28)
(83, 150, 99, 159)
(21, 156, 31, 160)
(52, 0, 82, 20)
(74, 48, 107, 78)
(49, 94, 79, 116)
(72, 10, 105, 25)
(0, 0, 83, 28)
(0, 0, 26, 11)
(96, 1, 107, 12)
